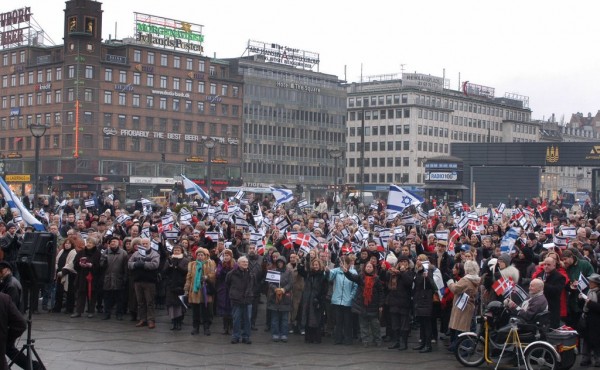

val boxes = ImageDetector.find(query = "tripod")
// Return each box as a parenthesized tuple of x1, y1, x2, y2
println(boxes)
(8, 281, 45, 370)
(495, 318, 528, 370)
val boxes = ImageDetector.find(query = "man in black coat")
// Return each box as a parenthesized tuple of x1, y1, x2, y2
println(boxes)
(0, 223, 21, 279)
(0, 292, 26, 370)
(0, 261, 22, 310)
(538, 257, 567, 328)
(226, 256, 255, 344)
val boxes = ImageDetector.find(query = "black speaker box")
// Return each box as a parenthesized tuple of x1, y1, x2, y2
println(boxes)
(16, 232, 57, 284)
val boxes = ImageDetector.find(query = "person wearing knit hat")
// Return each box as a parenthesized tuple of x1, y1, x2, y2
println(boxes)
(216, 248, 235, 335)
(497, 253, 520, 284)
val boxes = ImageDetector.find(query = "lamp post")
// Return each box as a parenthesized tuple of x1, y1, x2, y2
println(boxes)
(0, 155, 5, 179)
(329, 148, 343, 211)
(204, 140, 215, 197)
(29, 123, 47, 210)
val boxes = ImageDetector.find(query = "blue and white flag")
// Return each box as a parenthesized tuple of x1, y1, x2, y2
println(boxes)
(578, 272, 589, 292)
(234, 189, 245, 201)
(181, 174, 210, 201)
(500, 227, 519, 253)
(297, 199, 309, 209)
(270, 187, 294, 206)
(0, 177, 44, 231)
(387, 184, 424, 213)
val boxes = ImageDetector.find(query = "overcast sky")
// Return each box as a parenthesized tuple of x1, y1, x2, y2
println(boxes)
(21, 0, 600, 123)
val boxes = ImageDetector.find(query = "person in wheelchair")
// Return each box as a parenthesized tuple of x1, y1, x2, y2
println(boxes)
(504, 278, 548, 322)
(502, 278, 549, 341)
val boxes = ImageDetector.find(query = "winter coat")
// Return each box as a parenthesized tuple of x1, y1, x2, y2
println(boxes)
(430, 252, 454, 281)
(99, 247, 129, 291)
(448, 274, 481, 332)
(0, 292, 26, 370)
(0, 274, 21, 308)
(184, 259, 216, 304)
(299, 265, 328, 328)
(216, 260, 235, 316)
(413, 266, 437, 317)
(384, 269, 415, 314)
(163, 256, 189, 307)
(56, 248, 77, 292)
(532, 267, 567, 328)
(329, 266, 358, 307)
(580, 287, 600, 347)
(226, 266, 255, 306)
(247, 254, 264, 296)
(288, 262, 305, 315)
(344, 271, 384, 317)
(565, 258, 594, 315)
(267, 257, 293, 312)
(73, 247, 102, 295)
(127, 248, 161, 283)
(0, 233, 21, 265)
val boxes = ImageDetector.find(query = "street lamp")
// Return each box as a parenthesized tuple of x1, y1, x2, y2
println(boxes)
(329, 148, 343, 211)
(204, 140, 215, 196)
(29, 123, 47, 210)
(0, 155, 5, 178)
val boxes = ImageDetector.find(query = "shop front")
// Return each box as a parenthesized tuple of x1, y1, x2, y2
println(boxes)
(422, 156, 468, 203)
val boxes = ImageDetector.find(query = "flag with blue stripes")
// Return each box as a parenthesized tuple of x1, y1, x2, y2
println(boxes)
(387, 184, 424, 213)
(181, 174, 210, 201)
(0, 177, 44, 231)
(270, 187, 294, 206)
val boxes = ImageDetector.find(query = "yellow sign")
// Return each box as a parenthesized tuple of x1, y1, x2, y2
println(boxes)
(5, 174, 30, 182)
(185, 156, 204, 163)
(546, 146, 559, 163)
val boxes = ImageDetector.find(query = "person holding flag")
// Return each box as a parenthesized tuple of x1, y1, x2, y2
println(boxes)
(446, 260, 480, 352)
(562, 249, 595, 328)
(504, 278, 548, 322)
(532, 256, 567, 328)
(578, 273, 600, 367)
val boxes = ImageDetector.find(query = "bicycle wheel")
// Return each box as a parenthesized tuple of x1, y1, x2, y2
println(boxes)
(455, 334, 485, 367)
(524, 343, 558, 370)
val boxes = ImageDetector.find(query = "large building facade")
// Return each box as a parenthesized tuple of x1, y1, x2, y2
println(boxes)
(0, 1, 243, 199)
(345, 75, 535, 197)
(229, 52, 346, 199)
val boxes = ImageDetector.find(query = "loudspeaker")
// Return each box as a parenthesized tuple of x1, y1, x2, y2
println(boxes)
(16, 232, 57, 284)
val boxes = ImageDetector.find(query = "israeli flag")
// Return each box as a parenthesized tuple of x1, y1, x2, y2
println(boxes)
(387, 184, 424, 213)
(0, 177, 44, 231)
(270, 187, 294, 206)
(181, 174, 210, 201)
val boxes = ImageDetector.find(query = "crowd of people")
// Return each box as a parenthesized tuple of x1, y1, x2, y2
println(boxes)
(0, 190, 600, 368)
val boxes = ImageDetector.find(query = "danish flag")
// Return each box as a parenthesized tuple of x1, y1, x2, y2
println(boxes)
(295, 233, 310, 248)
(492, 277, 514, 296)
(281, 239, 293, 250)
(537, 203, 548, 215)
(449, 228, 461, 242)
(544, 223, 554, 235)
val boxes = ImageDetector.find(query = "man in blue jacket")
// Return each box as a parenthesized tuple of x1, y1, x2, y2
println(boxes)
(329, 254, 358, 345)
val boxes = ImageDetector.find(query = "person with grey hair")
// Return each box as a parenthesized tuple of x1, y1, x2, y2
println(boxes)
(226, 255, 255, 344)
(446, 260, 481, 352)
(505, 278, 548, 323)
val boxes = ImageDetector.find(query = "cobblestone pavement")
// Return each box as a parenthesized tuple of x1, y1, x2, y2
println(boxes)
(22, 305, 584, 370)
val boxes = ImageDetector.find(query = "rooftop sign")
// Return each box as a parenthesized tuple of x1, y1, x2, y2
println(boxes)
(134, 12, 204, 53)
(247, 40, 319, 70)
(0, 7, 31, 47)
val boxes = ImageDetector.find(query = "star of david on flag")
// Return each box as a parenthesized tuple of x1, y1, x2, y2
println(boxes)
(387, 184, 423, 213)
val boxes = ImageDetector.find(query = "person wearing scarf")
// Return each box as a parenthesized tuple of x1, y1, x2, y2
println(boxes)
(343, 261, 384, 347)
(164, 245, 189, 331)
(447, 260, 481, 352)
(184, 247, 216, 336)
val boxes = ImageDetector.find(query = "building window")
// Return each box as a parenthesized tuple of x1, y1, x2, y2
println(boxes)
(160, 76, 167, 88)
(209, 103, 217, 115)
(173, 56, 180, 68)
(146, 117, 154, 130)
(56, 67, 62, 80)
(85, 65, 94, 79)
(119, 71, 127, 83)
(159, 97, 167, 110)
(132, 116, 140, 130)
(172, 99, 180, 111)
(198, 60, 205, 72)
(221, 85, 228, 96)
(103, 137, 112, 150)
(210, 83, 216, 95)
(209, 65, 216, 76)
(84, 111, 93, 124)
(186, 58, 193, 70)
(132, 94, 140, 107)
(147, 52, 154, 64)
(161, 54, 168, 66)
(146, 96, 154, 108)
(198, 82, 205, 93)
(68, 65, 75, 78)
(186, 79, 192, 91)
(197, 102, 205, 114)
(54, 90, 62, 103)
(118, 115, 126, 127)
(105, 68, 112, 81)
(118, 93, 126, 105)
(232, 86, 239, 97)
(84, 89, 93, 102)
(133, 50, 141, 62)
(133, 72, 141, 85)
(103, 113, 112, 126)
(221, 104, 229, 116)
(173, 77, 180, 90)
(185, 100, 192, 113)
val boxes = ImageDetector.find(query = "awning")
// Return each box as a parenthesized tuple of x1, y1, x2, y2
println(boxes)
(422, 183, 469, 190)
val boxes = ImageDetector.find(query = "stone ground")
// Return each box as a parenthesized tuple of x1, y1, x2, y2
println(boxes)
(20, 304, 585, 370)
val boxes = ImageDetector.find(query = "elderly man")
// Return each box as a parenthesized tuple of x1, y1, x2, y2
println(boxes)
(226, 256, 255, 344)
(536, 257, 567, 328)
(505, 278, 548, 322)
